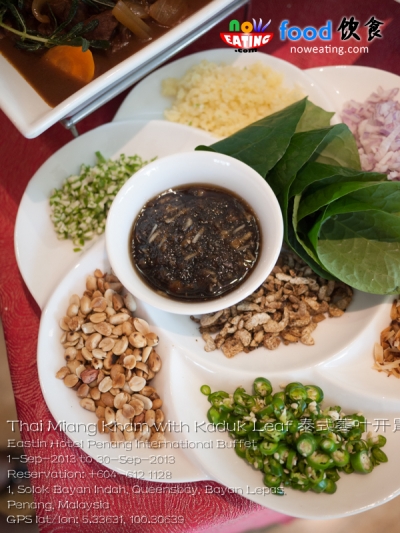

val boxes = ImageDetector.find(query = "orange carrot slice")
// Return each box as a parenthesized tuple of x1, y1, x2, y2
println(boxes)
(44, 45, 95, 84)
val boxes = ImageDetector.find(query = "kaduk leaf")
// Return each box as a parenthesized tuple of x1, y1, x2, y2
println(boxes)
(196, 98, 308, 176)
(287, 225, 334, 279)
(267, 128, 334, 198)
(317, 211, 400, 294)
(289, 162, 383, 198)
(268, 125, 359, 241)
(292, 197, 328, 266)
(295, 99, 335, 133)
(313, 123, 361, 170)
(297, 181, 384, 221)
(338, 181, 400, 215)
(308, 181, 400, 255)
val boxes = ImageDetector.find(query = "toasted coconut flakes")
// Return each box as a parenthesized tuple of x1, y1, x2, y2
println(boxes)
(374, 343, 384, 364)
(374, 299, 400, 377)
(376, 360, 400, 370)
(195, 249, 353, 357)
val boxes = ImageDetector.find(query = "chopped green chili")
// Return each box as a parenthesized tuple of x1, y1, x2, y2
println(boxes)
(253, 378, 273, 397)
(202, 378, 388, 495)
(259, 441, 279, 456)
(296, 433, 317, 457)
(305, 385, 324, 403)
(350, 450, 374, 474)
(371, 447, 388, 464)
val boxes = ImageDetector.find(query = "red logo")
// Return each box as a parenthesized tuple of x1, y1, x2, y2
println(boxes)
(220, 19, 274, 49)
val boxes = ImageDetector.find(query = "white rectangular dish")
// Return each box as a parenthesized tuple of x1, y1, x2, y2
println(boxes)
(0, 0, 245, 138)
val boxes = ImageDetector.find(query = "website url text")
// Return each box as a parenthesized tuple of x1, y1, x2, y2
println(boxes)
(290, 45, 368, 55)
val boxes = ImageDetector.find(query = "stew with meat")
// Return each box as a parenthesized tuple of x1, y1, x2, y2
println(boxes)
(0, 0, 213, 107)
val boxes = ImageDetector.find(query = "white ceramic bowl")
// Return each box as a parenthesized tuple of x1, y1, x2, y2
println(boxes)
(106, 151, 283, 315)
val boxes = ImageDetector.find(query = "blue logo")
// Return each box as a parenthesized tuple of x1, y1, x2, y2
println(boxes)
(279, 20, 332, 41)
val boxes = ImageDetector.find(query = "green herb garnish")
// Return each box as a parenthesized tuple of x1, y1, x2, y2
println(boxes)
(0, 0, 109, 51)
(197, 98, 400, 295)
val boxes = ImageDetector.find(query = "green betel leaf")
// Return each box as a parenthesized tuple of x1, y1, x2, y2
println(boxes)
(295, 100, 335, 132)
(266, 127, 336, 241)
(289, 162, 380, 198)
(308, 181, 400, 253)
(267, 127, 334, 199)
(293, 197, 326, 265)
(289, 196, 334, 278)
(342, 181, 400, 215)
(196, 98, 308, 176)
(286, 224, 335, 279)
(299, 168, 385, 199)
(294, 180, 400, 282)
(297, 181, 384, 221)
(316, 211, 400, 294)
(195, 96, 400, 295)
(313, 123, 361, 170)
(308, 199, 372, 254)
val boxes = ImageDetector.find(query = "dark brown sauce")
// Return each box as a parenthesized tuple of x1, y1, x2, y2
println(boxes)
(131, 186, 261, 301)
(0, 0, 212, 108)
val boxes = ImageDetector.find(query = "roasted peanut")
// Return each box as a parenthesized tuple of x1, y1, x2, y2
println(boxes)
(56, 269, 165, 444)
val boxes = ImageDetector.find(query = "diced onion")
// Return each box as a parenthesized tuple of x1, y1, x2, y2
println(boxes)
(32, 0, 50, 23)
(341, 87, 400, 180)
(112, 0, 152, 40)
(149, 0, 187, 27)
(125, 1, 149, 19)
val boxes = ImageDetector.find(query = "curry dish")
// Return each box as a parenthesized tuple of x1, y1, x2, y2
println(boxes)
(0, 0, 213, 107)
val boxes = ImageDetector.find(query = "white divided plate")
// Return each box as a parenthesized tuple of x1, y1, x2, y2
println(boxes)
(171, 345, 400, 519)
(38, 236, 400, 517)
(14, 120, 216, 311)
(37, 237, 207, 482)
(22, 60, 400, 514)
(113, 48, 336, 123)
